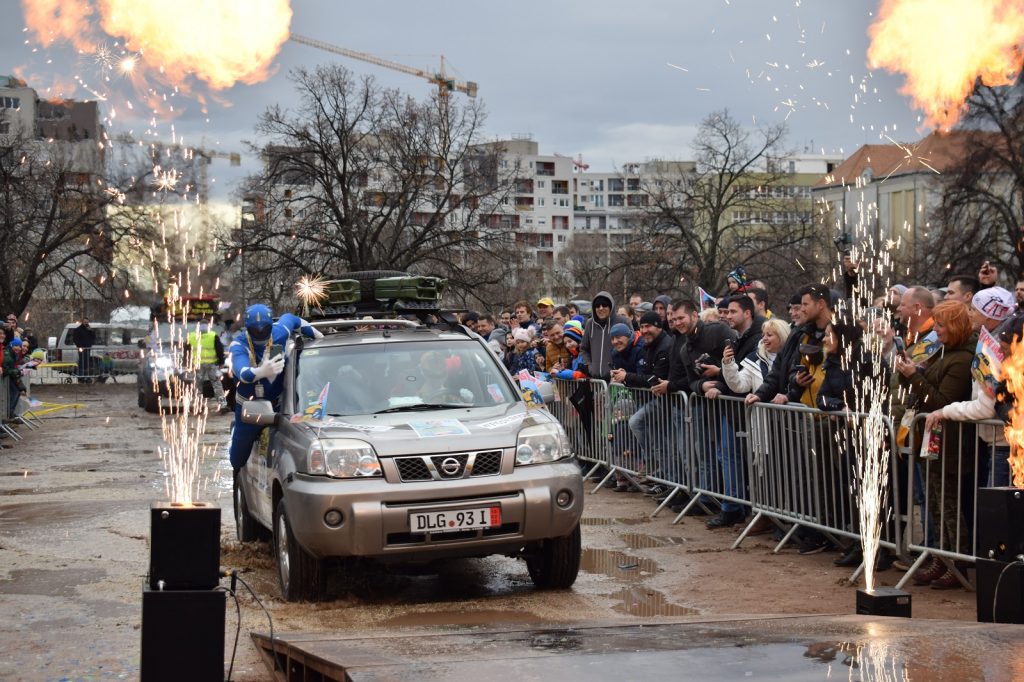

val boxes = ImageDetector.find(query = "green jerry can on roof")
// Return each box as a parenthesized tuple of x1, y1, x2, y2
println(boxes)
(374, 275, 446, 302)
(321, 279, 360, 306)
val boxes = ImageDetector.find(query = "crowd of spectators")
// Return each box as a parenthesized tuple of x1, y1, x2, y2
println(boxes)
(460, 261, 1024, 590)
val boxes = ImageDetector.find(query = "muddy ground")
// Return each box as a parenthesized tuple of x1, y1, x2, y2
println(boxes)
(0, 382, 975, 680)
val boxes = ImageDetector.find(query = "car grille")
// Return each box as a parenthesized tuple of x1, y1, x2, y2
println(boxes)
(393, 450, 503, 482)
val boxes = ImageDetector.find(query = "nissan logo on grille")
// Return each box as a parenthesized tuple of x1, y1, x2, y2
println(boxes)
(440, 457, 462, 476)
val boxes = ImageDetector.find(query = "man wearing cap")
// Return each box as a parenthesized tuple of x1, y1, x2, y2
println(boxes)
(925, 286, 1016, 486)
(536, 297, 556, 326)
(609, 322, 645, 374)
(581, 290, 629, 382)
(228, 303, 322, 472)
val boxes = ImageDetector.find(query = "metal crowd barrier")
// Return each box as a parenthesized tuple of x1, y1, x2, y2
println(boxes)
(549, 378, 612, 482)
(894, 414, 1007, 591)
(600, 386, 691, 514)
(742, 401, 902, 564)
(545, 382, 906, 580)
(0, 375, 22, 442)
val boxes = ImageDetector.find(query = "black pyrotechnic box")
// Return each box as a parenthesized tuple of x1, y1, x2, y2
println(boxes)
(149, 501, 220, 590)
(141, 585, 225, 681)
(976, 487, 1024, 624)
(856, 586, 912, 618)
(976, 487, 1024, 561)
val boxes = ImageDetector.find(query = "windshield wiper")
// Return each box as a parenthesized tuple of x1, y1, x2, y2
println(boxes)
(374, 403, 466, 414)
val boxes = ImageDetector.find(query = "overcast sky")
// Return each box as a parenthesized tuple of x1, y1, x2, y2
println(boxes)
(3, 0, 924, 199)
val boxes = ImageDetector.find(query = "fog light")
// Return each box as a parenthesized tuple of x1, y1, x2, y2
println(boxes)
(324, 509, 344, 527)
(556, 490, 572, 508)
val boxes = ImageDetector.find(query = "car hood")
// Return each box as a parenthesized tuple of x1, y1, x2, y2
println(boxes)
(289, 402, 555, 456)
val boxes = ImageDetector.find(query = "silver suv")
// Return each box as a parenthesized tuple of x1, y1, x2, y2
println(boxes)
(233, 318, 583, 601)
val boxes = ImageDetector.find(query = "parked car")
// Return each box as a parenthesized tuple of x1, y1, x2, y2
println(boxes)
(50, 322, 148, 380)
(234, 314, 583, 601)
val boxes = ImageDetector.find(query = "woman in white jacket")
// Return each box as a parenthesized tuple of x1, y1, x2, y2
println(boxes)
(924, 317, 1021, 487)
(723, 318, 790, 394)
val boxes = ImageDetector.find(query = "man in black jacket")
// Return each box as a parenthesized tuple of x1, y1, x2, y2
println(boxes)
(581, 290, 630, 381)
(611, 311, 673, 478)
(71, 317, 96, 381)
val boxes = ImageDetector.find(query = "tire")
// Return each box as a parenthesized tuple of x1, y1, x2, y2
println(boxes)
(137, 388, 145, 408)
(234, 471, 269, 543)
(274, 497, 323, 601)
(143, 387, 159, 413)
(332, 270, 407, 302)
(526, 523, 582, 589)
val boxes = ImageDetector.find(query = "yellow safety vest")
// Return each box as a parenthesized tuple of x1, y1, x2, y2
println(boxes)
(189, 330, 219, 366)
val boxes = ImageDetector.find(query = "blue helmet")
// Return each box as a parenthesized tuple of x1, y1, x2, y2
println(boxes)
(245, 304, 273, 343)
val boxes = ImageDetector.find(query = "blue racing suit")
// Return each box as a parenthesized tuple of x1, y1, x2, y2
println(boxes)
(228, 313, 316, 470)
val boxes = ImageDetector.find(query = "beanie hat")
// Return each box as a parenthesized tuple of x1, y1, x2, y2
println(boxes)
(563, 320, 584, 343)
(639, 311, 662, 327)
(727, 265, 748, 287)
(10, 338, 22, 347)
(972, 287, 1016, 321)
(512, 328, 532, 343)
(570, 314, 585, 325)
(609, 323, 632, 338)
(890, 284, 909, 296)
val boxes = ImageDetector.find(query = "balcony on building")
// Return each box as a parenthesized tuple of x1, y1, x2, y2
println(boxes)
(626, 178, 640, 191)
(608, 194, 624, 207)
(551, 179, 569, 195)
(536, 161, 556, 177)
(608, 178, 625, 192)
(514, 196, 535, 210)
(514, 178, 534, 194)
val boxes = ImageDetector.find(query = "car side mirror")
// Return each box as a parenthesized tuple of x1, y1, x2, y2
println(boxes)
(240, 399, 276, 425)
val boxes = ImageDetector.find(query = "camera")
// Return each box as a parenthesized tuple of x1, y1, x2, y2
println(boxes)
(694, 353, 712, 367)
(833, 232, 853, 254)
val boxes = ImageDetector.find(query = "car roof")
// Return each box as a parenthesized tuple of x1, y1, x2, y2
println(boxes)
(302, 322, 478, 350)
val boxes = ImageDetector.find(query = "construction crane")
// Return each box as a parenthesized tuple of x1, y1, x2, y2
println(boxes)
(289, 32, 478, 99)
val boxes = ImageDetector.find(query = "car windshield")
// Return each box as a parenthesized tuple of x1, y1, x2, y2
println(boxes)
(293, 339, 519, 417)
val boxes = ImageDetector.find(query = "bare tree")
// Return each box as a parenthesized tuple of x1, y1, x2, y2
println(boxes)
(224, 65, 519, 303)
(633, 110, 824, 297)
(924, 82, 1024, 281)
(0, 124, 154, 317)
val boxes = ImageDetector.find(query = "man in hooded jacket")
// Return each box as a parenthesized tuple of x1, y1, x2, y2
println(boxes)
(580, 290, 630, 381)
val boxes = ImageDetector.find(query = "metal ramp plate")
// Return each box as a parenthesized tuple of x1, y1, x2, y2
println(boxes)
(252, 613, 1024, 681)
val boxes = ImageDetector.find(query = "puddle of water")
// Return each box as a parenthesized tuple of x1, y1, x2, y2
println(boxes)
(581, 517, 649, 527)
(0, 500, 141, 530)
(383, 608, 540, 627)
(0, 568, 108, 598)
(621, 533, 688, 549)
(611, 585, 698, 617)
(579, 548, 657, 579)
(0, 471, 30, 477)
(77, 443, 154, 456)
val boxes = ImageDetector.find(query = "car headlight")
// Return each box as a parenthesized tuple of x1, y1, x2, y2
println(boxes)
(515, 423, 571, 466)
(307, 438, 382, 478)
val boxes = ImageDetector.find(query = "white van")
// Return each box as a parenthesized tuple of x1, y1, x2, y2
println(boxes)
(50, 322, 149, 377)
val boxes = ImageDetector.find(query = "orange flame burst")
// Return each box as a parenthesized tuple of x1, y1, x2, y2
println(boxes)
(1003, 340, 1024, 488)
(22, 0, 293, 91)
(868, 0, 1024, 129)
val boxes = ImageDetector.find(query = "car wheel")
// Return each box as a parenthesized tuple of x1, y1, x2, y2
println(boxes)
(273, 497, 323, 602)
(526, 523, 581, 589)
(137, 387, 145, 408)
(234, 471, 269, 543)
(143, 387, 159, 413)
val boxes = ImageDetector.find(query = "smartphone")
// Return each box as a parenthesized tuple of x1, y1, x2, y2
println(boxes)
(267, 344, 283, 359)
(893, 336, 906, 353)
(794, 364, 808, 374)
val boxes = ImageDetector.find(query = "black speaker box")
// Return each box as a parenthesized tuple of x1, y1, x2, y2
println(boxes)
(149, 502, 221, 590)
(141, 585, 225, 681)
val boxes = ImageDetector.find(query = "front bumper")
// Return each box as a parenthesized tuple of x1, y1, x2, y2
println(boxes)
(282, 458, 583, 559)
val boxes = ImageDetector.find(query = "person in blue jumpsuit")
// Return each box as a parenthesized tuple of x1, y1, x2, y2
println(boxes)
(228, 303, 321, 471)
